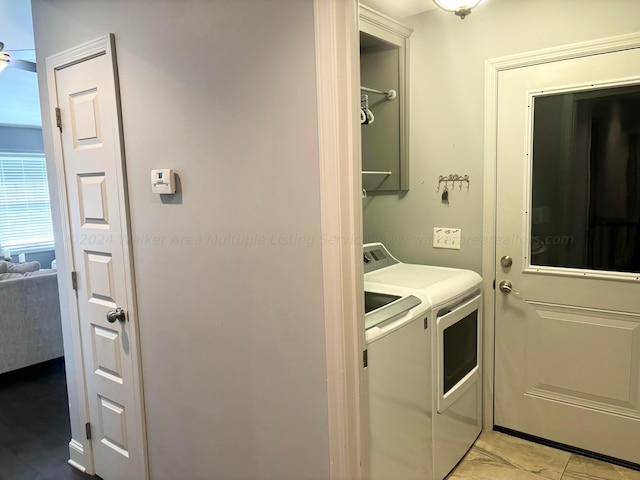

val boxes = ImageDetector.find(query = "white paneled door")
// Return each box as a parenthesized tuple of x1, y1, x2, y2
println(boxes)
(494, 40, 640, 465)
(47, 36, 147, 479)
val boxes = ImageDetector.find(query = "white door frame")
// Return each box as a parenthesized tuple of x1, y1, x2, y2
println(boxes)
(314, 0, 366, 478)
(482, 31, 640, 431)
(45, 34, 147, 477)
(46, 39, 97, 475)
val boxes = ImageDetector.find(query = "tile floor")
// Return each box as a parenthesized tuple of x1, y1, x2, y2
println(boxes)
(3, 361, 639, 480)
(447, 430, 640, 480)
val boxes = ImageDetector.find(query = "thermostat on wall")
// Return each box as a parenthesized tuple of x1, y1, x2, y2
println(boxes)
(151, 168, 176, 194)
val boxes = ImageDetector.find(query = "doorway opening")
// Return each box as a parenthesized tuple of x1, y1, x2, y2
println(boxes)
(0, 4, 81, 477)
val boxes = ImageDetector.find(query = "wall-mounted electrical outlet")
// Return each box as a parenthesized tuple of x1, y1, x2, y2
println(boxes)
(433, 227, 461, 250)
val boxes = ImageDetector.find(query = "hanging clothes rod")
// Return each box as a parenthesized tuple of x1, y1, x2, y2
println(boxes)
(360, 86, 397, 100)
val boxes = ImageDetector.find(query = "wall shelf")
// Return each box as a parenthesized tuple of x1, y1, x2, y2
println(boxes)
(359, 5, 413, 193)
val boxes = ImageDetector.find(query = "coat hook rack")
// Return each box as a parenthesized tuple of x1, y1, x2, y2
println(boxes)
(437, 174, 470, 192)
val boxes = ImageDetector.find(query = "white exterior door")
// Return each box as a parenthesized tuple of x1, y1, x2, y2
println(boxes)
(47, 36, 147, 479)
(494, 42, 640, 464)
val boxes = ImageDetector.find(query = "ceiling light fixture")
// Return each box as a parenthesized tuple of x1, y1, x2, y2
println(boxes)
(0, 52, 10, 73)
(0, 42, 7, 72)
(0, 41, 36, 73)
(432, 0, 483, 19)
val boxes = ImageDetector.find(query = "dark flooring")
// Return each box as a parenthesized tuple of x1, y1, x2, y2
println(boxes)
(0, 358, 93, 480)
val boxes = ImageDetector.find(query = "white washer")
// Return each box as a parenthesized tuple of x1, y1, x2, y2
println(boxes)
(364, 243, 483, 480)
(364, 271, 432, 479)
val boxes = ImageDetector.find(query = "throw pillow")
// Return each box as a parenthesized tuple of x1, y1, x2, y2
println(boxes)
(6, 261, 41, 274)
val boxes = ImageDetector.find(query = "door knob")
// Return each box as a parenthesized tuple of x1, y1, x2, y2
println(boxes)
(500, 255, 513, 268)
(106, 307, 126, 323)
(498, 280, 523, 297)
(499, 280, 514, 294)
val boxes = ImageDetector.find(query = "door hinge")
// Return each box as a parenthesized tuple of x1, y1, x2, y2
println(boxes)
(71, 271, 78, 291)
(424, 317, 428, 330)
(55, 107, 62, 131)
(363, 349, 368, 368)
(85, 422, 92, 440)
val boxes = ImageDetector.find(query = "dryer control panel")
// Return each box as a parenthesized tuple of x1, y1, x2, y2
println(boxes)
(363, 243, 399, 274)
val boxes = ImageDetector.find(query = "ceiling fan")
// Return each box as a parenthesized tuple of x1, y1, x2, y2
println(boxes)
(0, 41, 37, 73)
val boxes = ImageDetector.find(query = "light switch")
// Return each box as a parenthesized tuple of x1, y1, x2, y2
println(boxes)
(433, 227, 461, 250)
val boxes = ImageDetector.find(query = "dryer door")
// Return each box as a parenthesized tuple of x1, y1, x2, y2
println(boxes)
(436, 294, 481, 413)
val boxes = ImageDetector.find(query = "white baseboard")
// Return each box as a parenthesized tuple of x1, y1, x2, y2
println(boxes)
(68, 439, 87, 472)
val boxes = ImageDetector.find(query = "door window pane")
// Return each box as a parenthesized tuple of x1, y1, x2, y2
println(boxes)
(531, 85, 640, 273)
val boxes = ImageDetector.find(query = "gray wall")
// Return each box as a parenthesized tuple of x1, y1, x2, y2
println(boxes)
(362, 0, 640, 273)
(32, 1, 330, 479)
(0, 126, 44, 151)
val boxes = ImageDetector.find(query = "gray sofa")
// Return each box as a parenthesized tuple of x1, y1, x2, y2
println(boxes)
(0, 261, 64, 374)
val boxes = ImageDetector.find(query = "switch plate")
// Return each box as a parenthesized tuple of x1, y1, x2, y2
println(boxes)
(433, 227, 461, 250)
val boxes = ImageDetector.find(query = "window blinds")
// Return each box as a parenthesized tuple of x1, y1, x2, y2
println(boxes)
(0, 152, 54, 252)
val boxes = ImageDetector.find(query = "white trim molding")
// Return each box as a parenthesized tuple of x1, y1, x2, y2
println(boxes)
(45, 36, 105, 477)
(68, 440, 87, 473)
(358, 4, 412, 39)
(314, 0, 365, 478)
(482, 31, 640, 430)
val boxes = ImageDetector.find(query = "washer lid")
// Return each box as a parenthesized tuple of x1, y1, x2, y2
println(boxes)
(366, 263, 461, 289)
(365, 291, 402, 314)
(363, 242, 482, 306)
(366, 263, 482, 306)
(364, 294, 422, 330)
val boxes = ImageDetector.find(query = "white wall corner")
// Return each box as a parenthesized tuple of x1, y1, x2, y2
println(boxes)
(481, 53, 499, 431)
(314, 0, 364, 478)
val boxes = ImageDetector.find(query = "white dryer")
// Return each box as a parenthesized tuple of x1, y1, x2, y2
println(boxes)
(364, 243, 483, 480)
